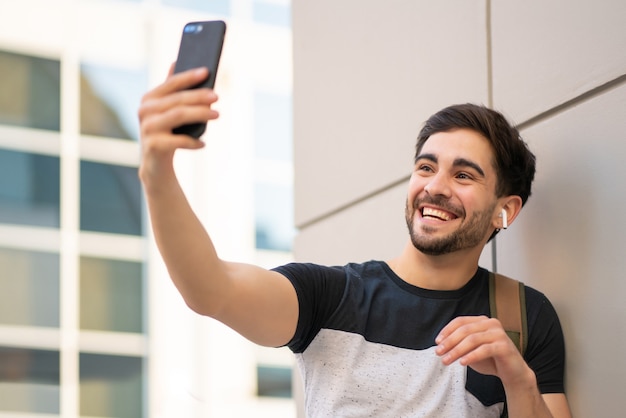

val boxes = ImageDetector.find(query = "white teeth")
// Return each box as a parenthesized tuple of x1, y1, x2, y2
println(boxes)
(422, 207, 453, 221)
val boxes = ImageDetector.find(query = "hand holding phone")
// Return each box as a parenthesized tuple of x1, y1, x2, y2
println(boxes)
(172, 20, 226, 139)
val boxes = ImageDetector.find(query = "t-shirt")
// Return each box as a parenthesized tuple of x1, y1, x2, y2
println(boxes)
(273, 260, 566, 417)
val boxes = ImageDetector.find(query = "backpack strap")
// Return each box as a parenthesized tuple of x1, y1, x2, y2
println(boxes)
(488, 272, 528, 356)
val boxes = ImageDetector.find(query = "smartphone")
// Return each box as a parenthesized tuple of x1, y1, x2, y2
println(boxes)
(172, 20, 226, 138)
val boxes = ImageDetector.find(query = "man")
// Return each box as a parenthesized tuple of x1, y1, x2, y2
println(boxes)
(138, 67, 572, 417)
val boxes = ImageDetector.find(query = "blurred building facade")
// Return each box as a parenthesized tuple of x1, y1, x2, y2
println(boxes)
(0, 0, 295, 417)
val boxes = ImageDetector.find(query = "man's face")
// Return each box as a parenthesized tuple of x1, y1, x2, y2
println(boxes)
(405, 128, 500, 255)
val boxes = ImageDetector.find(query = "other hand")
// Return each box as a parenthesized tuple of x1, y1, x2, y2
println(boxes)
(435, 315, 533, 388)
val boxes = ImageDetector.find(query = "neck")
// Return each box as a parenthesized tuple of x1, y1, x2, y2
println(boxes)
(387, 240, 484, 290)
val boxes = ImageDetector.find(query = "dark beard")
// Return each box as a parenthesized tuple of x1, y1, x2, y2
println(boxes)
(405, 197, 495, 256)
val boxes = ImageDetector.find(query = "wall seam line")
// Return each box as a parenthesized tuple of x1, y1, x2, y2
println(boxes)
(486, 0, 499, 272)
(516, 73, 626, 130)
(296, 175, 410, 230)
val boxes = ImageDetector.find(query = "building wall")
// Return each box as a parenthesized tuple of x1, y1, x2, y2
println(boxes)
(292, 0, 626, 416)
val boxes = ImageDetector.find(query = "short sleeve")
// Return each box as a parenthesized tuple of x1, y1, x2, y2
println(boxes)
(272, 263, 347, 353)
(524, 287, 567, 394)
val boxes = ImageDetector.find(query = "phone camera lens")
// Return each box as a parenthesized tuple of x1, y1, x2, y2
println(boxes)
(184, 24, 203, 34)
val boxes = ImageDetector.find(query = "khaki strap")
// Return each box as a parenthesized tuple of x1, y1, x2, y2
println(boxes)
(489, 272, 527, 356)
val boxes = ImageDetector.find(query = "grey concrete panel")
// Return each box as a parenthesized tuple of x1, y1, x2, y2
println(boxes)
(492, 0, 626, 123)
(497, 82, 626, 416)
(293, 184, 408, 265)
(293, 0, 490, 227)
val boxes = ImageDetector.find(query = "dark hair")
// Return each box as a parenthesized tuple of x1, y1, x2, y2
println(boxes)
(415, 103, 536, 207)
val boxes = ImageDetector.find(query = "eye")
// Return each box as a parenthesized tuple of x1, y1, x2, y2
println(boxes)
(455, 171, 477, 182)
(417, 163, 434, 173)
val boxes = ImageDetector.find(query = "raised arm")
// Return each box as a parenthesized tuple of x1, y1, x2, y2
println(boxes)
(138, 67, 298, 347)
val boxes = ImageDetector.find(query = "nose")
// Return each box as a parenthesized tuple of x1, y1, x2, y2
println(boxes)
(423, 172, 452, 197)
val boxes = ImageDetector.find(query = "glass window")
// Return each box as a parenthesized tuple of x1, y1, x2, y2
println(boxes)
(0, 50, 61, 131)
(254, 91, 293, 162)
(162, 0, 230, 15)
(254, 182, 295, 251)
(254, 91, 294, 251)
(80, 160, 143, 236)
(80, 256, 143, 333)
(253, 1, 291, 27)
(0, 347, 60, 414)
(0, 149, 60, 228)
(0, 247, 59, 327)
(80, 353, 143, 418)
(256, 364, 292, 398)
(80, 63, 147, 141)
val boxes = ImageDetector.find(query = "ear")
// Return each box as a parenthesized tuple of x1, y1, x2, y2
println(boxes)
(494, 196, 523, 230)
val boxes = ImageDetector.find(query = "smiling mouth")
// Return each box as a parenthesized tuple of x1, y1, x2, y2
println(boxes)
(421, 207, 458, 221)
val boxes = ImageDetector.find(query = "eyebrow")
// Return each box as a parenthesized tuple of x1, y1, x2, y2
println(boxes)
(416, 153, 485, 177)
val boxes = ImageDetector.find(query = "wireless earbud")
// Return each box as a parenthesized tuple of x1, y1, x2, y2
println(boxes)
(501, 208, 508, 229)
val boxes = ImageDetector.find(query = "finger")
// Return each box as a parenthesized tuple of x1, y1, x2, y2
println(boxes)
(139, 88, 218, 125)
(141, 106, 219, 138)
(438, 327, 500, 366)
(142, 132, 205, 155)
(436, 315, 488, 345)
(456, 337, 510, 367)
(435, 316, 493, 357)
(144, 67, 209, 100)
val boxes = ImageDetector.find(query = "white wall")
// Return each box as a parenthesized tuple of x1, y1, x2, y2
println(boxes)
(292, 0, 626, 416)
